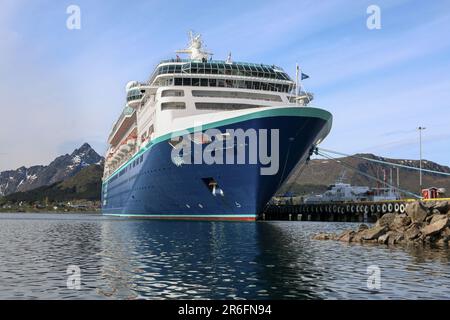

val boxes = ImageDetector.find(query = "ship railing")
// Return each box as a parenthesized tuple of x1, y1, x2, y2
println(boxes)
(158, 58, 284, 69)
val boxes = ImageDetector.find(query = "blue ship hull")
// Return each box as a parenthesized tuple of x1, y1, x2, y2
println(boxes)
(102, 107, 332, 220)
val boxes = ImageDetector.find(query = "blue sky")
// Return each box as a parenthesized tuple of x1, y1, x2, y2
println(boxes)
(1, 0, 450, 171)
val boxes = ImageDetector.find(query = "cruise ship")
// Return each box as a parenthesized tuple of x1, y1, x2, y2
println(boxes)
(101, 32, 332, 221)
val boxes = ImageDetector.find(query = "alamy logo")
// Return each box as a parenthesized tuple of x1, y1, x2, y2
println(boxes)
(66, 5, 81, 30)
(367, 265, 381, 290)
(170, 127, 280, 175)
(66, 265, 81, 290)
(366, 5, 381, 30)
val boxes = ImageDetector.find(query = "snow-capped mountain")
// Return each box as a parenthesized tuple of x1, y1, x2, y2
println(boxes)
(0, 143, 104, 196)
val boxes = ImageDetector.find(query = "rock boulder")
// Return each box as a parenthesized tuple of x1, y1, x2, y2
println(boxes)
(312, 233, 335, 240)
(376, 213, 396, 228)
(406, 202, 429, 223)
(392, 214, 411, 230)
(312, 200, 450, 247)
(421, 217, 449, 237)
(362, 226, 387, 240)
(431, 201, 449, 214)
(358, 224, 369, 232)
(337, 230, 355, 242)
(430, 214, 447, 225)
(405, 224, 421, 240)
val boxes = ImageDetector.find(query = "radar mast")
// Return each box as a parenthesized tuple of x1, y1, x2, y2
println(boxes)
(176, 31, 213, 61)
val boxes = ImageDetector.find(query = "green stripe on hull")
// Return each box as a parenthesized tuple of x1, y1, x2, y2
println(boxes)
(103, 106, 332, 185)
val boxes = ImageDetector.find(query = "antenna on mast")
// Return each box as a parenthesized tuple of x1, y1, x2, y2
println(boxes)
(225, 52, 232, 64)
(295, 63, 300, 98)
(176, 31, 213, 61)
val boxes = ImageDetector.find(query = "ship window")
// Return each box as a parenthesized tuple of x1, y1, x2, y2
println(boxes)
(150, 62, 292, 84)
(208, 79, 216, 87)
(236, 80, 246, 89)
(171, 77, 292, 93)
(162, 89, 184, 97)
(192, 90, 282, 102)
(195, 102, 262, 110)
(161, 102, 186, 110)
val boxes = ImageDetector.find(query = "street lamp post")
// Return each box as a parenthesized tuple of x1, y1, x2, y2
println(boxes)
(418, 126, 426, 193)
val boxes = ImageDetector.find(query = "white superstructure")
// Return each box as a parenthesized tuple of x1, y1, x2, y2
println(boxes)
(104, 33, 313, 179)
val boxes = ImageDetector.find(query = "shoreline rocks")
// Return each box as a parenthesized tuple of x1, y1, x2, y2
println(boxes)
(312, 200, 450, 246)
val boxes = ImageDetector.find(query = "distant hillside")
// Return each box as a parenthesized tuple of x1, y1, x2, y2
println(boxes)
(277, 153, 450, 197)
(0, 143, 103, 196)
(2, 163, 104, 203)
(2, 148, 449, 204)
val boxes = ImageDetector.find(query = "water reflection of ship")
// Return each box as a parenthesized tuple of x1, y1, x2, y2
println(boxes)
(97, 219, 322, 299)
(253, 222, 321, 299)
(98, 220, 139, 299)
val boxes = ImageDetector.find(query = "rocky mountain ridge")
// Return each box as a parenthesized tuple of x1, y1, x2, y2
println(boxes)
(0, 143, 103, 196)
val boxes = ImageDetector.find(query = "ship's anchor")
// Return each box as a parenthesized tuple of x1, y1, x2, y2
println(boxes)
(210, 182, 224, 197)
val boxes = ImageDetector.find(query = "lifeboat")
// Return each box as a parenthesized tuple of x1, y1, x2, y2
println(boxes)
(120, 144, 131, 154)
(127, 138, 137, 147)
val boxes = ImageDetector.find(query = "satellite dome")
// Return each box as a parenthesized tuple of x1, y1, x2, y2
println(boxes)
(126, 81, 139, 91)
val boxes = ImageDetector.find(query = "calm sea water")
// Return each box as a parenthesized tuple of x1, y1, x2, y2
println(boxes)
(0, 213, 450, 299)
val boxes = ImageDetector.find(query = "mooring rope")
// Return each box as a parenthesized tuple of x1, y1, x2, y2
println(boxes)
(317, 151, 422, 199)
(317, 148, 450, 177)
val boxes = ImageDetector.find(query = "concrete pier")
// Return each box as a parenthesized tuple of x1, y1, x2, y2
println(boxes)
(262, 201, 410, 223)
